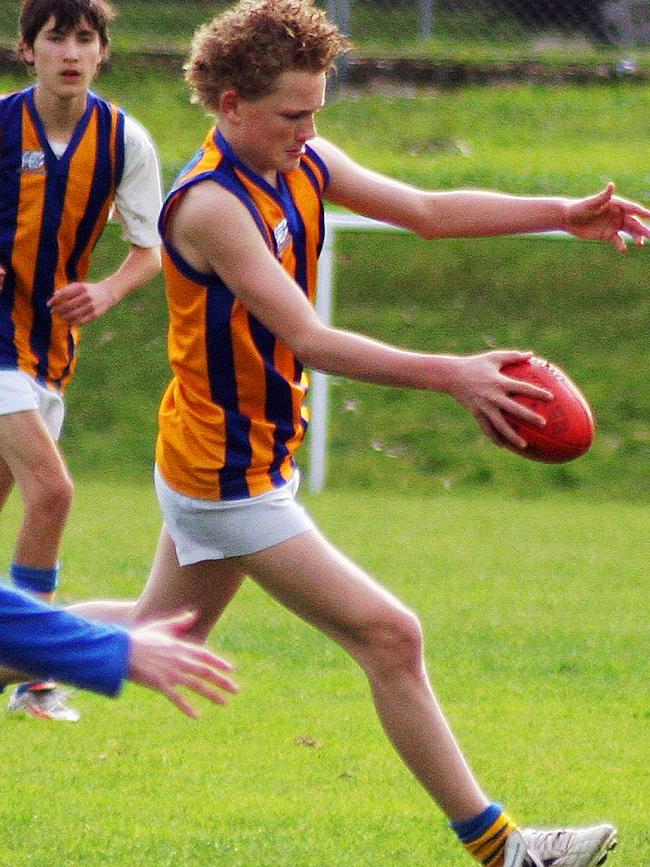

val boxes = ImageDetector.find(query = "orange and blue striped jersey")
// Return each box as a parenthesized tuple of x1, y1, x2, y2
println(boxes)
(156, 128, 328, 501)
(0, 86, 125, 391)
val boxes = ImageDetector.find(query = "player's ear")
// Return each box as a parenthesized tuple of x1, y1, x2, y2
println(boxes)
(19, 39, 35, 65)
(219, 89, 241, 122)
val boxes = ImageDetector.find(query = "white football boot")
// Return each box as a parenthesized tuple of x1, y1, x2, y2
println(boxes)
(503, 824, 617, 867)
(7, 682, 81, 722)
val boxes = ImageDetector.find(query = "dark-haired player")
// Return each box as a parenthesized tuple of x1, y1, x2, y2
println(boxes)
(0, 0, 162, 719)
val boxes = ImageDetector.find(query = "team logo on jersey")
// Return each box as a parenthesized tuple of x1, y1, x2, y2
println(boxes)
(20, 150, 46, 174)
(273, 218, 291, 257)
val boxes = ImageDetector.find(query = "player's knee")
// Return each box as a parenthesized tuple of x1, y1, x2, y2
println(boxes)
(358, 606, 424, 680)
(26, 473, 74, 524)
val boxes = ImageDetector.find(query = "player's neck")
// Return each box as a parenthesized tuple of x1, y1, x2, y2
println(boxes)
(219, 123, 279, 188)
(33, 85, 88, 143)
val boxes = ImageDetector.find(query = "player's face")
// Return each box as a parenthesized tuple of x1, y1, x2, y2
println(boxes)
(228, 69, 326, 183)
(22, 15, 106, 103)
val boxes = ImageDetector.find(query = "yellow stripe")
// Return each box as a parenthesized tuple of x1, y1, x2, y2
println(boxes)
(465, 813, 517, 865)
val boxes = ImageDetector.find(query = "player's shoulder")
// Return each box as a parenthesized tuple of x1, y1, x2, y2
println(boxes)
(180, 175, 240, 215)
(308, 136, 347, 164)
(308, 136, 364, 178)
(0, 87, 28, 114)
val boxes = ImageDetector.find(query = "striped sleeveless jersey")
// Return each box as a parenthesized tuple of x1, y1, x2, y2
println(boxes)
(156, 128, 328, 501)
(0, 86, 125, 390)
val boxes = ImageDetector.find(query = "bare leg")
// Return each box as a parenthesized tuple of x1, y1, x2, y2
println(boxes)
(0, 411, 73, 570)
(238, 529, 488, 822)
(133, 526, 246, 642)
(133, 523, 488, 821)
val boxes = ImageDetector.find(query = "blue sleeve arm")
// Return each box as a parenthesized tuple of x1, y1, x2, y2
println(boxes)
(0, 585, 130, 697)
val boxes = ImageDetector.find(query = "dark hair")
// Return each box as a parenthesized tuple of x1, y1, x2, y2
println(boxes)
(19, 0, 115, 50)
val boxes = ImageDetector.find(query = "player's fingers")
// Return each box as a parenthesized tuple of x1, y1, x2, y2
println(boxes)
(586, 182, 615, 212)
(176, 642, 235, 675)
(49, 282, 85, 303)
(617, 198, 650, 219)
(489, 349, 535, 368)
(163, 686, 200, 719)
(496, 395, 546, 428)
(623, 214, 650, 243)
(474, 408, 525, 450)
(179, 656, 239, 693)
(176, 672, 232, 706)
(500, 376, 553, 402)
(484, 408, 528, 449)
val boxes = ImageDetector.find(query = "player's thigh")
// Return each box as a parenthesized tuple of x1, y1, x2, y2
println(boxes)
(0, 410, 71, 497)
(238, 528, 412, 648)
(134, 525, 246, 641)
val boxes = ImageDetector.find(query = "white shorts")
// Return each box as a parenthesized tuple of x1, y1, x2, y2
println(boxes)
(154, 466, 316, 565)
(0, 369, 65, 441)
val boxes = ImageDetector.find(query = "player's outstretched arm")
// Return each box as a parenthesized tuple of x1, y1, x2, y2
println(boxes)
(127, 611, 239, 719)
(314, 139, 650, 250)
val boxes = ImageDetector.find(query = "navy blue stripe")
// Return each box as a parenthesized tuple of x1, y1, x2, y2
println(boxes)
(300, 159, 327, 257)
(304, 144, 329, 189)
(0, 91, 26, 368)
(278, 174, 308, 293)
(248, 315, 295, 482)
(113, 109, 125, 189)
(66, 97, 117, 283)
(205, 274, 251, 499)
(25, 93, 71, 382)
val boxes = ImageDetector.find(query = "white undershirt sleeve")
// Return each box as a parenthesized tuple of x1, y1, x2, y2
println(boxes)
(112, 114, 163, 249)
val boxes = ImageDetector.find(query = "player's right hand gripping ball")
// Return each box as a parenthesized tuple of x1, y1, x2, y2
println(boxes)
(501, 357, 595, 463)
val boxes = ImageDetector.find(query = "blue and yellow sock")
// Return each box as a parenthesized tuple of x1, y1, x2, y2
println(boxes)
(452, 804, 518, 866)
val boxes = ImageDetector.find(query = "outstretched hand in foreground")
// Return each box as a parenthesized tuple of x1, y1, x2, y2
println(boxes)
(128, 611, 238, 719)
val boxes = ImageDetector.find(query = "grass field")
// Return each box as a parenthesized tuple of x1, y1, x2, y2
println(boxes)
(1, 483, 649, 866)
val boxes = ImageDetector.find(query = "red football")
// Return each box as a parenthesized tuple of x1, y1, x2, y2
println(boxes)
(501, 357, 595, 463)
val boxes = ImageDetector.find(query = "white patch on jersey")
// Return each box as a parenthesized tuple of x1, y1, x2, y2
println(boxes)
(273, 218, 291, 257)
(20, 150, 46, 174)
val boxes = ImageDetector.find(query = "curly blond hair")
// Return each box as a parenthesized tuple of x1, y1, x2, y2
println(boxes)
(185, 0, 349, 111)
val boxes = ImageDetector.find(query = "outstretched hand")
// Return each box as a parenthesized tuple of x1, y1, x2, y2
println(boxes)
(128, 611, 239, 719)
(565, 183, 650, 252)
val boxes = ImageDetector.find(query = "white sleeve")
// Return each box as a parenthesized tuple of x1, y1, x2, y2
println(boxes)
(112, 114, 163, 248)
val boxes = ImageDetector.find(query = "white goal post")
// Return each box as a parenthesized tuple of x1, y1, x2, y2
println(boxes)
(309, 212, 406, 493)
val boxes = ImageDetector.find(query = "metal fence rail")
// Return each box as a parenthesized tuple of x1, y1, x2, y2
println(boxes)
(326, 0, 650, 47)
